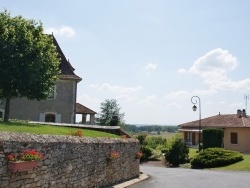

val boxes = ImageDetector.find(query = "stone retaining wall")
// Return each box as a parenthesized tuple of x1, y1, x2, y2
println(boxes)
(0, 132, 140, 188)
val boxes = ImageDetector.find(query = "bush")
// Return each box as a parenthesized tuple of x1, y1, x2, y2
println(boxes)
(203, 128, 223, 149)
(145, 136, 167, 149)
(191, 148, 243, 168)
(162, 135, 189, 166)
(140, 146, 153, 161)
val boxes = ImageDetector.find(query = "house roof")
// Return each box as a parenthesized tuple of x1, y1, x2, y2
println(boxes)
(52, 35, 82, 82)
(179, 114, 250, 128)
(76, 103, 97, 114)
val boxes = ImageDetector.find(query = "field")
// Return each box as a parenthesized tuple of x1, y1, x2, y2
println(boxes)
(147, 132, 177, 139)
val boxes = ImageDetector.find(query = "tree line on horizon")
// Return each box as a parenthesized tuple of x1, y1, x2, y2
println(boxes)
(121, 124, 178, 133)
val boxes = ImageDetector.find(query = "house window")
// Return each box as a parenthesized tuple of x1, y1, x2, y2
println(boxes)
(230, 132, 238, 144)
(45, 114, 56, 122)
(48, 85, 56, 99)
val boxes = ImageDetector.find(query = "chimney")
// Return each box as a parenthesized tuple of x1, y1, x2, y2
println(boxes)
(242, 109, 247, 117)
(237, 109, 242, 118)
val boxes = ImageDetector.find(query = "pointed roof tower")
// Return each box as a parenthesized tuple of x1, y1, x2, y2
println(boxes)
(52, 35, 82, 82)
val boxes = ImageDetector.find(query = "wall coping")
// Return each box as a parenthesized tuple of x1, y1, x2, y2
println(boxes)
(0, 132, 138, 144)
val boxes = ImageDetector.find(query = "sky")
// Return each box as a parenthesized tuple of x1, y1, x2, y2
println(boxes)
(1, 0, 250, 125)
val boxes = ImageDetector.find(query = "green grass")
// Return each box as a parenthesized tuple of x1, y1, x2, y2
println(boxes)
(147, 132, 177, 139)
(188, 148, 199, 158)
(0, 121, 120, 138)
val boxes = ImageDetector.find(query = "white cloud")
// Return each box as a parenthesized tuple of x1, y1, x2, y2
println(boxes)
(98, 83, 120, 92)
(144, 63, 158, 71)
(188, 48, 250, 91)
(192, 89, 217, 95)
(138, 95, 157, 106)
(143, 63, 158, 77)
(189, 48, 238, 75)
(178, 68, 187, 74)
(116, 95, 134, 101)
(166, 103, 181, 108)
(164, 91, 189, 99)
(44, 26, 76, 37)
(90, 83, 143, 94)
(77, 94, 101, 103)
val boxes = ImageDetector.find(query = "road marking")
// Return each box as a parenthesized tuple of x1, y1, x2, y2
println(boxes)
(150, 180, 156, 183)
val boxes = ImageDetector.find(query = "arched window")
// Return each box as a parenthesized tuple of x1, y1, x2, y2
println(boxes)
(45, 113, 56, 122)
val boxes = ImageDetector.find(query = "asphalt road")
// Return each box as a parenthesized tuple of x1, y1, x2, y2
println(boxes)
(129, 165, 250, 188)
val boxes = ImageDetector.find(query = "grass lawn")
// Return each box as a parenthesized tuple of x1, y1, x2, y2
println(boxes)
(186, 148, 250, 171)
(0, 121, 120, 138)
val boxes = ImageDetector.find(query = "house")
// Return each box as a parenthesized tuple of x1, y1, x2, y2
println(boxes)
(0, 35, 96, 124)
(178, 109, 250, 153)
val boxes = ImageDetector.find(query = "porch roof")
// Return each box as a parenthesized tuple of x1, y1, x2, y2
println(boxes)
(178, 129, 201, 132)
(76, 103, 96, 114)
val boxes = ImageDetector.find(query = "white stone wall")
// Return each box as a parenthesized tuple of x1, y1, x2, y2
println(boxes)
(0, 132, 140, 188)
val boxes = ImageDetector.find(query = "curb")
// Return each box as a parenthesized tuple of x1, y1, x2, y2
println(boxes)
(112, 173, 149, 188)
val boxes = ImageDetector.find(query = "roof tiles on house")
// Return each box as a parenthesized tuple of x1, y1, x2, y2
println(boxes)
(179, 114, 250, 128)
(52, 35, 82, 82)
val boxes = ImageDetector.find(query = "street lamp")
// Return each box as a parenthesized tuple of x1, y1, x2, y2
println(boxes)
(191, 96, 201, 151)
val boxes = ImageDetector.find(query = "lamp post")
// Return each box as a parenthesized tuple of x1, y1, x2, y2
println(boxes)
(191, 96, 201, 152)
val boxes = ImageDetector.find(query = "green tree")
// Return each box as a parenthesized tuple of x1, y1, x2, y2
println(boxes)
(135, 133, 147, 145)
(95, 99, 125, 126)
(162, 134, 189, 166)
(0, 10, 60, 122)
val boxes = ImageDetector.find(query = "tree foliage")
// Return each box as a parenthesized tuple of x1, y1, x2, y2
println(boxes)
(121, 124, 178, 133)
(135, 133, 147, 145)
(0, 10, 60, 122)
(162, 134, 189, 166)
(95, 99, 125, 126)
(145, 136, 167, 149)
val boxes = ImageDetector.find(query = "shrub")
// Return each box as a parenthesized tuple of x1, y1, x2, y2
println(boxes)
(191, 148, 243, 168)
(140, 146, 153, 161)
(145, 136, 167, 149)
(162, 134, 189, 166)
(203, 128, 223, 149)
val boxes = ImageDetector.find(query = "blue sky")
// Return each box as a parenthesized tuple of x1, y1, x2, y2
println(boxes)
(2, 1, 250, 125)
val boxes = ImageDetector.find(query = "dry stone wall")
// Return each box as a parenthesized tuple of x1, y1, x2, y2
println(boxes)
(0, 132, 140, 188)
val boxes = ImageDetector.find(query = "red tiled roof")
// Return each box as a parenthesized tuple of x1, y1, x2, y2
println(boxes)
(76, 103, 96, 114)
(179, 114, 250, 128)
(52, 35, 82, 82)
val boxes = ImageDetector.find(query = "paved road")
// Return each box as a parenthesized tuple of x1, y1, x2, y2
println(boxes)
(129, 165, 250, 188)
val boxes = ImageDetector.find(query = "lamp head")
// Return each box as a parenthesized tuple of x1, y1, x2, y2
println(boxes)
(192, 105, 197, 112)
